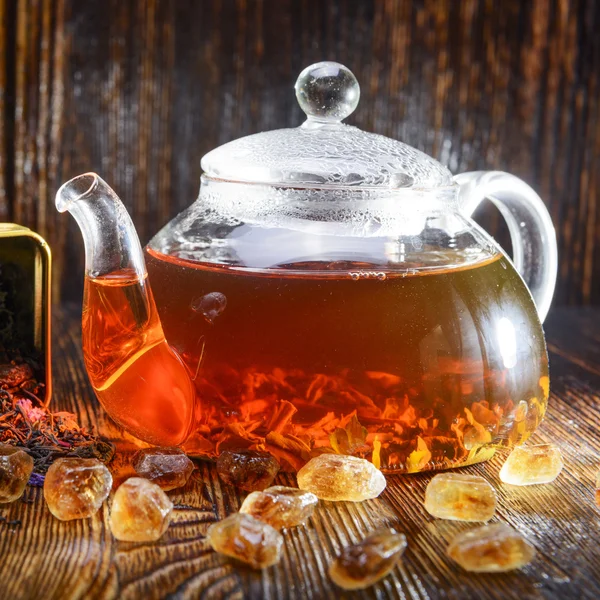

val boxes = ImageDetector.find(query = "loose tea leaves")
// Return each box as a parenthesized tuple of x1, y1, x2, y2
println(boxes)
(0, 360, 114, 475)
(180, 364, 547, 474)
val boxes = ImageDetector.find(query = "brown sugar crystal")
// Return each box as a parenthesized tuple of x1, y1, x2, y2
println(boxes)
(206, 513, 283, 569)
(0, 443, 33, 503)
(424, 473, 497, 521)
(132, 446, 194, 491)
(216, 450, 280, 491)
(499, 444, 564, 486)
(239, 485, 318, 529)
(44, 458, 112, 520)
(329, 528, 407, 590)
(447, 523, 536, 572)
(109, 477, 173, 542)
(297, 454, 386, 501)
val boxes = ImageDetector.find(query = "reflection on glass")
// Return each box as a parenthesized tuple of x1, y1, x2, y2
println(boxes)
(496, 317, 517, 370)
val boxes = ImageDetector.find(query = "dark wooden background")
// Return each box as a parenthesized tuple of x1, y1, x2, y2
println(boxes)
(0, 0, 598, 305)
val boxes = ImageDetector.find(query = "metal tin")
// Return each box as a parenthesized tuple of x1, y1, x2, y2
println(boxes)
(0, 224, 51, 404)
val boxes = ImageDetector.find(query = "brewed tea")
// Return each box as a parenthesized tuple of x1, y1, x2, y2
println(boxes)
(142, 249, 548, 472)
(82, 272, 194, 446)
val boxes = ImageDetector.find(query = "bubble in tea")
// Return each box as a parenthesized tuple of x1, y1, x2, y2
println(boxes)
(191, 292, 227, 323)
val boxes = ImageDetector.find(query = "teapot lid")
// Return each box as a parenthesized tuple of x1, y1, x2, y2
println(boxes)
(201, 61, 453, 189)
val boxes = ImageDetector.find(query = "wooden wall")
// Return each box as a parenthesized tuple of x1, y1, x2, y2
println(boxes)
(0, 0, 598, 306)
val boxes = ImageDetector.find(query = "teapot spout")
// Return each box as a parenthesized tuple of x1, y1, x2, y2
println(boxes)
(56, 173, 147, 281)
(55, 173, 195, 446)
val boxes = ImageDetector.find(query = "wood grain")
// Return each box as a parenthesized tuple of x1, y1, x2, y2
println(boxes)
(0, 305, 599, 599)
(0, 0, 598, 305)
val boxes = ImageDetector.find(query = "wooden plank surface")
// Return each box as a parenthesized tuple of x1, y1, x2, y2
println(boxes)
(0, 305, 598, 600)
(0, 0, 599, 306)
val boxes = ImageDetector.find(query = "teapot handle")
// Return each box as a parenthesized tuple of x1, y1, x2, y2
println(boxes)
(454, 171, 557, 322)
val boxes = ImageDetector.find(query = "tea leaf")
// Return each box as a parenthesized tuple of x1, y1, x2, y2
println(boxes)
(406, 436, 431, 473)
(463, 445, 497, 466)
(372, 439, 382, 469)
(329, 414, 369, 455)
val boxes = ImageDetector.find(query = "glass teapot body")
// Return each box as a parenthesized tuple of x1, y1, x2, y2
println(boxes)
(56, 62, 556, 473)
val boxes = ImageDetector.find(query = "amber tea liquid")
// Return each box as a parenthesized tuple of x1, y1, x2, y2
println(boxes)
(82, 271, 195, 446)
(143, 249, 549, 472)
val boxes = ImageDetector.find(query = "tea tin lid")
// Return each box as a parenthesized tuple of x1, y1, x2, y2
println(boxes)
(201, 61, 453, 190)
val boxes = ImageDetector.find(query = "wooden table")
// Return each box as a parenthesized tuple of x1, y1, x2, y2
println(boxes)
(1, 307, 599, 600)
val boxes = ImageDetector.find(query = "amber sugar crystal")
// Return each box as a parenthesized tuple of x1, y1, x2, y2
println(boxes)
(44, 458, 112, 521)
(499, 444, 564, 486)
(240, 485, 318, 529)
(424, 473, 497, 522)
(132, 446, 194, 491)
(297, 454, 386, 502)
(206, 513, 283, 569)
(0, 443, 34, 503)
(329, 528, 407, 590)
(109, 477, 173, 542)
(216, 450, 280, 491)
(447, 523, 536, 572)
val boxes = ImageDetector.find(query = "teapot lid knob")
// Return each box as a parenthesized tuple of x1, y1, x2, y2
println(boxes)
(294, 61, 360, 123)
(201, 60, 453, 189)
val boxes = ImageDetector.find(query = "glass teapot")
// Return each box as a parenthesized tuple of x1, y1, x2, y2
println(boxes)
(55, 62, 556, 473)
